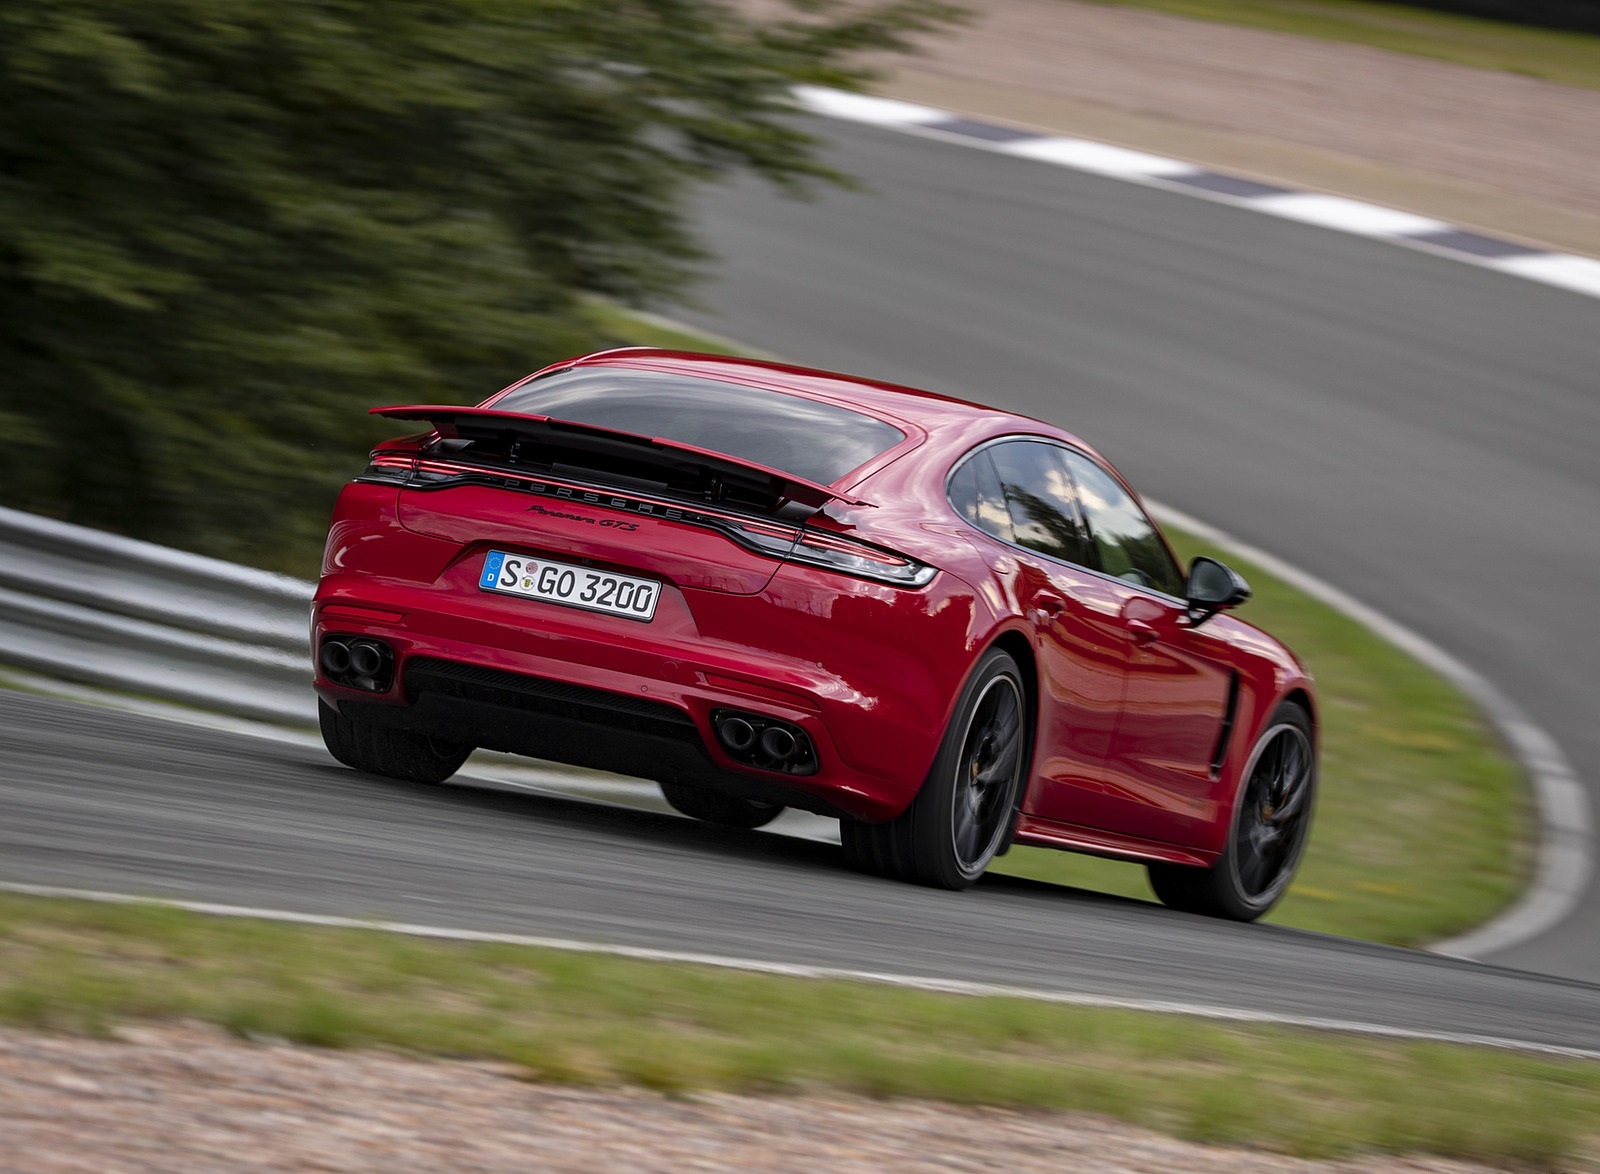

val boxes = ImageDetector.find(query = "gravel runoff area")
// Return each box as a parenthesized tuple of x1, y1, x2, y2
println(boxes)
(7, 8, 1596, 1172)
(871, 0, 1600, 254)
(0, 1025, 1509, 1174)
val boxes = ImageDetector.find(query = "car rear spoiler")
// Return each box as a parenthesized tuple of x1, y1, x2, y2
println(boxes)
(370, 405, 870, 509)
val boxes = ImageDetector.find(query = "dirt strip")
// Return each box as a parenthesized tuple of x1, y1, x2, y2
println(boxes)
(0, 1025, 1519, 1173)
(873, 0, 1600, 255)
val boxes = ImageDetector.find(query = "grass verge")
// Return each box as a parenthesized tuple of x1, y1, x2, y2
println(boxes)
(0, 893, 1596, 1168)
(1068, 0, 1600, 89)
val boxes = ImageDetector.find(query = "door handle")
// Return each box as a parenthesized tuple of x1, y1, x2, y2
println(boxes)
(1031, 591, 1066, 620)
(1126, 619, 1159, 647)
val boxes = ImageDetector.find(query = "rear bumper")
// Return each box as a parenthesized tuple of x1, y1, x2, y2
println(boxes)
(311, 576, 951, 821)
(330, 655, 834, 813)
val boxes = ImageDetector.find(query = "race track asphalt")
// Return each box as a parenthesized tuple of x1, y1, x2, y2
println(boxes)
(676, 117, 1600, 983)
(4, 117, 1599, 1045)
(5, 688, 1600, 1053)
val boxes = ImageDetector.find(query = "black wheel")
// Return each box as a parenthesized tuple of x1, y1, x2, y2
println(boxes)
(1148, 702, 1316, 921)
(658, 781, 784, 829)
(318, 699, 472, 785)
(841, 648, 1028, 890)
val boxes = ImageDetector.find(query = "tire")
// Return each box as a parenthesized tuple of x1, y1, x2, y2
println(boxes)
(659, 781, 784, 829)
(1148, 701, 1316, 921)
(318, 699, 473, 785)
(841, 648, 1028, 890)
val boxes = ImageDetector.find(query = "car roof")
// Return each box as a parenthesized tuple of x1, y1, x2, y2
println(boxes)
(544, 348, 1071, 445)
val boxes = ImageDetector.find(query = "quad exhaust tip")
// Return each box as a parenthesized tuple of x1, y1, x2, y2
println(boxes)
(320, 641, 352, 676)
(717, 715, 757, 752)
(759, 725, 797, 762)
(711, 707, 816, 776)
(319, 635, 394, 693)
(348, 641, 385, 678)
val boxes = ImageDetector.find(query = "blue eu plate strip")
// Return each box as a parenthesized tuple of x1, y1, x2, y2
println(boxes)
(480, 550, 506, 589)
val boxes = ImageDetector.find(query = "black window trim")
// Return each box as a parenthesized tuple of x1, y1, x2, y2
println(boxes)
(944, 435, 1188, 606)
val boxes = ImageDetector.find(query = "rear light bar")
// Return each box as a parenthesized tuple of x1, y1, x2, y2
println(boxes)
(790, 530, 936, 587)
(354, 452, 935, 588)
(726, 518, 935, 588)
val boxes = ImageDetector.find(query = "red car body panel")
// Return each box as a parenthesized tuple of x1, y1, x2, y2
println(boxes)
(315, 348, 1315, 865)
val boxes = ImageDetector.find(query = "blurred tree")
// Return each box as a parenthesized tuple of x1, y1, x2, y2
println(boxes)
(0, 0, 959, 571)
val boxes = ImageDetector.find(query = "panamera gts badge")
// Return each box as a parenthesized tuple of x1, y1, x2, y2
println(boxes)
(526, 502, 638, 532)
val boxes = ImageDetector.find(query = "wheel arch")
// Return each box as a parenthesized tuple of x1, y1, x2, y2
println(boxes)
(1281, 685, 1319, 746)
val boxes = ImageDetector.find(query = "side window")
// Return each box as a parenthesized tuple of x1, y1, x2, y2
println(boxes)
(987, 441, 1092, 566)
(947, 449, 1014, 543)
(1059, 450, 1184, 596)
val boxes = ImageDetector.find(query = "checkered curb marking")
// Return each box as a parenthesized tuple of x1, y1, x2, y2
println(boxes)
(795, 87, 1600, 301)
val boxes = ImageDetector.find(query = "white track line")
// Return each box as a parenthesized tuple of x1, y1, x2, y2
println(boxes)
(1003, 137, 1199, 179)
(1248, 193, 1450, 237)
(1488, 253, 1600, 298)
(3, 882, 1595, 1062)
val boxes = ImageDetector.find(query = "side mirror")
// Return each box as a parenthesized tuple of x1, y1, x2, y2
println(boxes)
(1185, 556, 1251, 626)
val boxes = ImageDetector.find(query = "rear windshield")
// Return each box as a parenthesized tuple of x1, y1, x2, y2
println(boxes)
(494, 367, 905, 486)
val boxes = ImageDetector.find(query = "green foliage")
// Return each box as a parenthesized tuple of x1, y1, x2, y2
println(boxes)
(0, 0, 960, 570)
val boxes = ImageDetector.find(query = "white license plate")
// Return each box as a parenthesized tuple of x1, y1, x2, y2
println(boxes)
(478, 551, 660, 622)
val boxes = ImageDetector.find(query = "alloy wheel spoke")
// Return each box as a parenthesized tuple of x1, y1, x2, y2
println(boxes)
(975, 742, 1018, 787)
(954, 784, 981, 862)
(1272, 737, 1303, 805)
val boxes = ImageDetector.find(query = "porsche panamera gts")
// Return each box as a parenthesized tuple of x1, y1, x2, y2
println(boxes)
(314, 348, 1317, 920)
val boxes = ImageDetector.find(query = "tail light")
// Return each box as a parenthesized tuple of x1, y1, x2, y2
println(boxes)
(358, 452, 415, 484)
(787, 530, 936, 587)
(729, 520, 935, 588)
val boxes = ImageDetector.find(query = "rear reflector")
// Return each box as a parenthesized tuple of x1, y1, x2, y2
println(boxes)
(320, 604, 406, 624)
(702, 672, 822, 712)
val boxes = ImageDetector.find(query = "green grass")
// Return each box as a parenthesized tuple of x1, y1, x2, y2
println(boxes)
(993, 527, 1528, 946)
(0, 892, 1596, 1167)
(1071, 0, 1600, 89)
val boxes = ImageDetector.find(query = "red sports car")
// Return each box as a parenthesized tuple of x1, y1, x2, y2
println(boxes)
(315, 349, 1317, 920)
